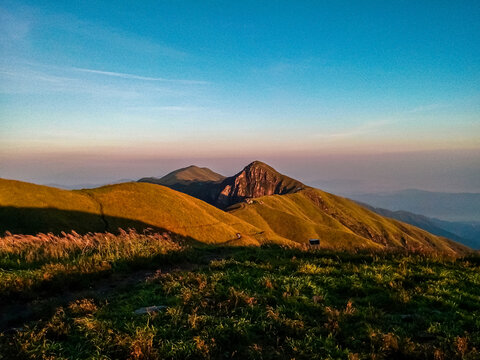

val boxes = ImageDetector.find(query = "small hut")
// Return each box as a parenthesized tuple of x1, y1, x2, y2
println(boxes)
(309, 239, 320, 246)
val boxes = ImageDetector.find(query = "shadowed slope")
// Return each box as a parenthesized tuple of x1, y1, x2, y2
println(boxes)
(0, 207, 106, 235)
(0, 179, 286, 246)
(138, 165, 225, 204)
(83, 182, 270, 245)
(141, 161, 306, 209)
(0, 176, 470, 254)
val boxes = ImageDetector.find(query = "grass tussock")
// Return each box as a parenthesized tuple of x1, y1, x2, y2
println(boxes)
(0, 229, 185, 302)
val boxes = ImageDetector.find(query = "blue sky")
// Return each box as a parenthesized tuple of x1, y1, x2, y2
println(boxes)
(1, 1, 479, 191)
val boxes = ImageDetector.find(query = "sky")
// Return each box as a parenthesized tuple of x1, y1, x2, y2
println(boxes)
(1, 1, 479, 192)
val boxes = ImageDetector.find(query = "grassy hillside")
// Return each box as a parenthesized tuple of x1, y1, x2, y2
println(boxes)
(151, 165, 225, 185)
(0, 179, 280, 246)
(357, 202, 477, 245)
(0, 178, 470, 254)
(138, 166, 226, 205)
(135, 162, 469, 255)
(229, 188, 468, 254)
(1, 236, 479, 359)
(84, 182, 275, 245)
(0, 179, 106, 234)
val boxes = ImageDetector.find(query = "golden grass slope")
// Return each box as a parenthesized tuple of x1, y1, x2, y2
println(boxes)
(84, 182, 270, 245)
(0, 178, 469, 254)
(158, 165, 225, 185)
(0, 179, 287, 246)
(0, 179, 105, 234)
(228, 188, 469, 254)
(139, 165, 225, 186)
(0, 179, 99, 213)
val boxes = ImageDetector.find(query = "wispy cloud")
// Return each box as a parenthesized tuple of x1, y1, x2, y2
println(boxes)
(253, 58, 314, 76)
(42, 10, 188, 60)
(0, 73, 138, 99)
(1, 4, 188, 59)
(126, 106, 208, 112)
(72, 67, 208, 84)
(0, 64, 177, 99)
(407, 103, 446, 113)
(0, 61, 209, 100)
(315, 120, 395, 140)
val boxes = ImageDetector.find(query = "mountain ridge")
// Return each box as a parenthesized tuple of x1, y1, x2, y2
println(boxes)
(1, 161, 472, 255)
(349, 189, 480, 222)
(139, 165, 225, 186)
(138, 161, 305, 209)
(356, 201, 480, 249)
(228, 187, 468, 254)
(138, 165, 225, 204)
(0, 178, 280, 246)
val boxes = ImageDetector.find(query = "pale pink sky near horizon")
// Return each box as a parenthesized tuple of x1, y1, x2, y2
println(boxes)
(1, 1, 479, 194)
(1, 148, 479, 194)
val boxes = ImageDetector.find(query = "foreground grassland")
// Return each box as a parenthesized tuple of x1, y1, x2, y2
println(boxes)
(0, 232, 479, 359)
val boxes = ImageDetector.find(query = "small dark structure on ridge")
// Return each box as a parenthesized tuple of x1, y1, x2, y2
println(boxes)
(309, 239, 320, 246)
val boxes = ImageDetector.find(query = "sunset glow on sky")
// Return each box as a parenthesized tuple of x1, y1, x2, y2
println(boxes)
(1, 1, 479, 192)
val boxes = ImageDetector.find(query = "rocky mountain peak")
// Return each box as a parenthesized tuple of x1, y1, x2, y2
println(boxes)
(214, 161, 306, 208)
(138, 161, 307, 209)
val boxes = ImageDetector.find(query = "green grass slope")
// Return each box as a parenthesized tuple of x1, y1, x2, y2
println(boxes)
(229, 188, 469, 254)
(2, 246, 479, 359)
(0, 179, 285, 246)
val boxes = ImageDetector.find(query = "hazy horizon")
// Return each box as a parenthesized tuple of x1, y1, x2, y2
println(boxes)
(2, 148, 479, 194)
(1, 1, 479, 193)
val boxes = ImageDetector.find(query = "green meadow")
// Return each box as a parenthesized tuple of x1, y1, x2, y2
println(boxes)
(1, 232, 479, 359)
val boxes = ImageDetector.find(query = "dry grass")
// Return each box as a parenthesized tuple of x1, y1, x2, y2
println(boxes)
(0, 229, 181, 264)
(0, 229, 185, 301)
(0, 178, 470, 253)
(0, 179, 264, 245)
(229, 188, 470, 254)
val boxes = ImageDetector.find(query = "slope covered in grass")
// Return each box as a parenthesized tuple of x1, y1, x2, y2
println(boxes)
(0, 177, 469, 254)
(138, 166, 226, 205)
(229, 188, 469, 254)
(0, 179, 106, 234)
(138, 161, 306, 209)
(2, 244, 479, 359)
(139, 165, 225, 186)
(0, 179, 276, 246)
(84, 182, 272, 245)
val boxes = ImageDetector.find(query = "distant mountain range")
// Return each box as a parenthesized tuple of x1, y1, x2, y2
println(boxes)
(348, 189, 480, 222)
(44, 179, 134, 190)
(357, 203, 480, 250)
(0, 161, 469, 255)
